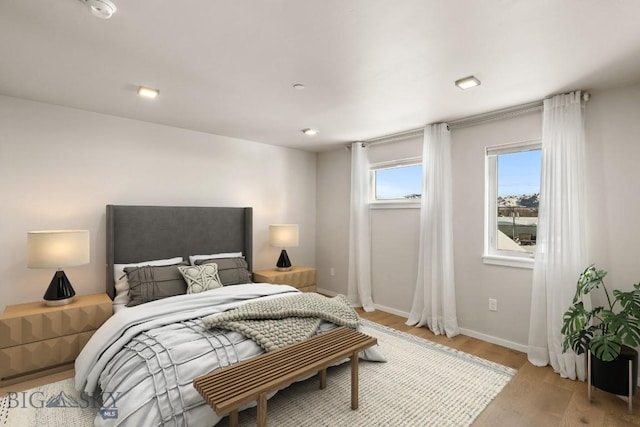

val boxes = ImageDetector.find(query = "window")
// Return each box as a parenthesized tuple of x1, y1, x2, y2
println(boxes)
(484, 141, 541, 268)
(370, 158, 422, 205)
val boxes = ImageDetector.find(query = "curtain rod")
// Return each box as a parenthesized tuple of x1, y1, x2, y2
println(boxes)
(447, 99, 543, 129)
(364, 128, 425, 146)
(363, 100, 542, 147)
(362, 91, 590, 147)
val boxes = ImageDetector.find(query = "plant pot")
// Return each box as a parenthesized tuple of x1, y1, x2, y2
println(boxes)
(590, 344, 638, 396)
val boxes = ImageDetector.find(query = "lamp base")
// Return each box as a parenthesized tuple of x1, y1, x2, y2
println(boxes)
(275, 249, 292, 272)
(45, 297, 74, 307)
(43, 270, 76, 307)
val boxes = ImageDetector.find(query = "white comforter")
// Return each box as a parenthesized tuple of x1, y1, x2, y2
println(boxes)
(75, 283, 303, 427)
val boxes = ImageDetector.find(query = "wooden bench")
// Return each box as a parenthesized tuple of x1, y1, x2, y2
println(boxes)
(193, 326, 377, 427)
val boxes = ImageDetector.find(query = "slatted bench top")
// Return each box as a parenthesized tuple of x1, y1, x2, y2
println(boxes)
(193, 325, 377, 426)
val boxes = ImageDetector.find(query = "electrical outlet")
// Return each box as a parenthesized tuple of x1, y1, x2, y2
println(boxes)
(489, 298, 498, 311)
(330, 267, 335, 276)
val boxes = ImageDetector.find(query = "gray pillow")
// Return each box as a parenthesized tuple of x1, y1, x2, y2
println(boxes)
(195, 257, 252, 286)
(125, 262, 188, 306)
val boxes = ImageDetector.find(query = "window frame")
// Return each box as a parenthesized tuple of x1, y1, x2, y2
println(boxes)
(483, 140, 541, 268)
(369, 157, 422, 209)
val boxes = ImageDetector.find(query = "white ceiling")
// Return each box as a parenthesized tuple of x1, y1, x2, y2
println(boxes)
(1, 1, 639, 152)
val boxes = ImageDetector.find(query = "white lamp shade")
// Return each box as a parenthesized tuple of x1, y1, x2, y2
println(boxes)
(269, 224, 299, 248)
(27, 230, 90, 269)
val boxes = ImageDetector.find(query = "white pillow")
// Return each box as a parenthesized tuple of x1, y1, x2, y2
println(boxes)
(188, 252, 242, 265)
(113, 256, 184, 307)
(178, 264, 223, 294)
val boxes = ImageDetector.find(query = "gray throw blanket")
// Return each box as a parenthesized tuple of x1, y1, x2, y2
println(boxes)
(201, 293, 359, 351)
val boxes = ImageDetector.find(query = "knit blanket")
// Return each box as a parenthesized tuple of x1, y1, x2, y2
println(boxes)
(201, 293, 359, 351)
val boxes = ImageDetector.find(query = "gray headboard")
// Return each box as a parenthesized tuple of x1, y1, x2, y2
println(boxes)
(106, 205, 253, 299)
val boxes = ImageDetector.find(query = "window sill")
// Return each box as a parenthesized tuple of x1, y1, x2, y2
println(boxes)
(482, 254, 535, 269)
(370, 201, 420, 210)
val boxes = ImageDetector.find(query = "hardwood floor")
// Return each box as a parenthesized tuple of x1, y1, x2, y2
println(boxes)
(357, 308, 640, 426)
(2, 309, 638, 426)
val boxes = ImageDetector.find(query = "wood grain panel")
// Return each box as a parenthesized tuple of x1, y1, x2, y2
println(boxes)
(253, 266, 317, 293)
(0, 294, 112, 385)
(0, 331, 94, 380)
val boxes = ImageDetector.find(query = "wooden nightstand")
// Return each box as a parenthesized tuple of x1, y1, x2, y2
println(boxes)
(0, 293, 112, 386)
(253, 266, 317, 293)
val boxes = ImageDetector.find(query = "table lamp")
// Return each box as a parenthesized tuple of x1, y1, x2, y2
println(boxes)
(27, 230, 90, 306)
(269, 224, 298, 271)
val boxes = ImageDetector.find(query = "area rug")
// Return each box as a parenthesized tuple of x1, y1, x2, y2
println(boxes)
(0, 378, 96, 427)
(0, 320, 516, 426)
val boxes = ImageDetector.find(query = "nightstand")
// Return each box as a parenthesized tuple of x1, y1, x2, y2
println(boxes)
(253, 266, 317, 293)
(0, 293, 112, 386)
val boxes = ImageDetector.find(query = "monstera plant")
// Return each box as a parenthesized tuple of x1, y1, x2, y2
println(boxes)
(562, 264, 640, 361)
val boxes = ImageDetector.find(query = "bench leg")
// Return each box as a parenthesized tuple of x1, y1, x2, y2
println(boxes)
(228, 410, 239, 427)
(319, 368, 327, 389)
(257, 392, 268, 427)
(350, 350, 359, 410)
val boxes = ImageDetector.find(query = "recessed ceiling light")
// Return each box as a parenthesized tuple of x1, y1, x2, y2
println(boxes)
(293, 84, 305, 90)
(137, 86, 160, 99)
(302, 128, 318, 136)
(455, 76, 481, 90)
(80, 0, 117, 19)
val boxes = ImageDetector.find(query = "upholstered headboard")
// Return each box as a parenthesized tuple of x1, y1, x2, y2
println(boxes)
(105, 205, 253, 299)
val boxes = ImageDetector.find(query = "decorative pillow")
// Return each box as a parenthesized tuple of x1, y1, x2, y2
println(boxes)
(189, 252, 243, 266)
(114, 256, 184, 307)
(195, 257, 252, 286)
(125, 262, 188, 307)
(178, 264, 223, 294)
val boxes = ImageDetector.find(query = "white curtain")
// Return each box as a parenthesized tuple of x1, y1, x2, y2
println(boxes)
(347, 142, 375, 311)
(527, 91, 588, 380)
(406, 124, 459, 337)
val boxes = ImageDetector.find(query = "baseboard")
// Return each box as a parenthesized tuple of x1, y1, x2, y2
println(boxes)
(458, 328, 528, 353)
(317, 289, 413, 318)
(372, 303, 411, 318)
(315, 287, 338, 297)
(317, 288, 540, 354)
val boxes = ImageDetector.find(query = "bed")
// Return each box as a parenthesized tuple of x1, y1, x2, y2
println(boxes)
(74, 205, 382, 427)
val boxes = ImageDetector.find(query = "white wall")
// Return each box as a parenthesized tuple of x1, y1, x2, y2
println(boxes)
(451, 111, 542, 348)
(316, 148, 351, 294)
(316, 82, 640, 351)
(317, 116, 541, 346)
(584, 83, 640, 366)
(370, 207, 420, 314)
(584, 83, 640, 300)
(0, 95, 317, 311)
(368, 137, 423, 314)
(316, 139, 422, 315)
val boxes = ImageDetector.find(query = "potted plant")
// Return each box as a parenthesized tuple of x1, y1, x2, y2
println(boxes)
(561, 264, 639, 398)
